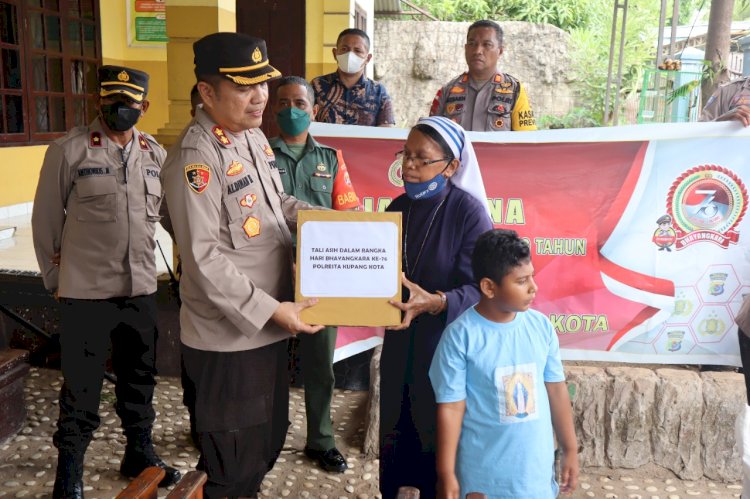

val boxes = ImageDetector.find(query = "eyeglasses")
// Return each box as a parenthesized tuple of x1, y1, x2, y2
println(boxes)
(395, 150, 451, 169)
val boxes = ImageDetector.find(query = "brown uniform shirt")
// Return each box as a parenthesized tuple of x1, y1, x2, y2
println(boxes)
(32, 118, 166, 299)
(700, 77, 750, 121)
(162, 108, 313, 352)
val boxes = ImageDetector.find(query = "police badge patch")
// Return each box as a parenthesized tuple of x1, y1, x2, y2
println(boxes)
(185, 164, 211, 194)
(243, 216, 261, 238)
(226, 160, 244, 176)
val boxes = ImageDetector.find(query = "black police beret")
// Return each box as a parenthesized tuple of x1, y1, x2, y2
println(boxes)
(194, 32, 281, 85)
(98, 65, 149, 103)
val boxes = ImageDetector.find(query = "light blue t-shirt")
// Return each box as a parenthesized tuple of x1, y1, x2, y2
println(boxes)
(429, 306, 565, 499)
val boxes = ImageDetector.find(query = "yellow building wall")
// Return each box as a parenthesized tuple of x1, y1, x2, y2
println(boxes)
(0, 0, 169, 209)
(99, 0, 169, 135)
(1, 147, 47, 206)
(306, 0, 351, 79)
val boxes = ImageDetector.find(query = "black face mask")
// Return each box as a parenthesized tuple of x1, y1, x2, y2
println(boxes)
(100, 101, 141, 132)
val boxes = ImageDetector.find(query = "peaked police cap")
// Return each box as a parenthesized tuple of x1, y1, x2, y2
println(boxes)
(194, 32, 281, 85)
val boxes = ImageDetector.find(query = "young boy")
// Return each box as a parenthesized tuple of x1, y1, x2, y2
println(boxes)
(429, 229, 579, 498)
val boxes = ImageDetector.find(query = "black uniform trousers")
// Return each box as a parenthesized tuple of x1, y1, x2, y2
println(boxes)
(182, 339, 290, 499)
(54, 295, 158, 453)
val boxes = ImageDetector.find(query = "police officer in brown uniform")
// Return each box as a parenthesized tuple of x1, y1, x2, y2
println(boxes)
(32, 66, 180, 499)
(700, 76, 750, 126)
(162, 33, 323, 498)
(429, 20, 536, 132)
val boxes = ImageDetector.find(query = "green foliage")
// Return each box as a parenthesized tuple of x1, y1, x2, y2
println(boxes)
(568, 0, 661, 124)
(539, 107, 601, 129)
(409, 0, 593, 31)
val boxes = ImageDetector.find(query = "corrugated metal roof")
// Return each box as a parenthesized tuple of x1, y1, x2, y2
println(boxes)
(374, 0, 401, 14)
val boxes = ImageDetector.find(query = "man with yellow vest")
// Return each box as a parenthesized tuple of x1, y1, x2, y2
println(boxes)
(430, 20, 536, 132)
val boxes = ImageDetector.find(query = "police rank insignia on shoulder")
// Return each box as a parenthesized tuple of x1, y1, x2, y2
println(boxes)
(184, 164, 211, 194)
(226, 160, 244, 176)
(90, 132, 103, 148)
(138, 134, 150, 151)
(243, 216, 261, 238)
(212, 126, 231, 146)
(263, 144, 274, 157)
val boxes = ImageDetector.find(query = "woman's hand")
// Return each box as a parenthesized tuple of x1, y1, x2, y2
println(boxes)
(387, 273, 444, 330)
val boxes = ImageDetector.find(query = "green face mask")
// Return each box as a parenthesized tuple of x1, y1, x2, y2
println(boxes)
(276, 107, 311, 137)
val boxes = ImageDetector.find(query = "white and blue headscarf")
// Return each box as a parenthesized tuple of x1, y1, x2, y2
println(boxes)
(416, 116, 491, 219)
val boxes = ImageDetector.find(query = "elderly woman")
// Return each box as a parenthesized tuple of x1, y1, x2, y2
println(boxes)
(380, 116, 493, 498)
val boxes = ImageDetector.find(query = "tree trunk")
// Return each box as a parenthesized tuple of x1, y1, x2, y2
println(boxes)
(702, 0, 736, 105)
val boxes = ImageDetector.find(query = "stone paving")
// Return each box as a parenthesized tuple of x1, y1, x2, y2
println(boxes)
(0, 367, 744, 498)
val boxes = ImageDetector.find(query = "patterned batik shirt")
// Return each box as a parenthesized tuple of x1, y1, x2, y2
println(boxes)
(311, 72, 395, 126)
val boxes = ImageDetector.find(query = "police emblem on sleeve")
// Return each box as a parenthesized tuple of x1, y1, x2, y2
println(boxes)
(243, 216, 261, 238)
(666, 165, 747, 249)
(184, 164, 211, 194)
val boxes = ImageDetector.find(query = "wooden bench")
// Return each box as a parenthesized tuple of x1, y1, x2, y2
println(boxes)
(165, 470, 207, 499)
(0, 348, 30, 443)
(116, 466, 165, 499)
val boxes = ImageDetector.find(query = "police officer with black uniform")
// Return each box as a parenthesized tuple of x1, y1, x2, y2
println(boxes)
(32, 66, 180, 498)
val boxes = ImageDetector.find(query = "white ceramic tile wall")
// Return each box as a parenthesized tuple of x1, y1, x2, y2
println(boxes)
(0, 202, 33, 220)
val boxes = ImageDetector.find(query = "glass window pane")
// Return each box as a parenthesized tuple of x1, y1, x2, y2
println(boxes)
(70, 60, 83, 94)
(46, 15, 61, 52)
(85, 61, 97, 94)
(32, 55, 47, 91)
(81, 0, 94, 20)
(72, 98, 86, 127)
(0, 2, 18, 45)
(45, 0, 59, 10)
(29, 12, 45, 49)
(35, 96, 49, 132)
(1, 49, 22, 89)
(67, 0, 80, 17)
(83, 23, 95, 58)
(68, 21, 82, 56)
(6, 95, 24, 133)
(49, 57, 63, 92)
(49, 96, 65, 132)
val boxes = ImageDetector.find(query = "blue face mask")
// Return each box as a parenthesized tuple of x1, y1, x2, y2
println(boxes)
(403, 167, 449, 200)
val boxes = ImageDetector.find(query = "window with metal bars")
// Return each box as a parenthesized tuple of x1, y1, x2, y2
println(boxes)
(0, 0, 101, 145)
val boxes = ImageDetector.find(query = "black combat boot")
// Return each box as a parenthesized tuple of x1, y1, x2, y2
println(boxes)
(120, 429, 181, 487)
(52, 449, 84, 499)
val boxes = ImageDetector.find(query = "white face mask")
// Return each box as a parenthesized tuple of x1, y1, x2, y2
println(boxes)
(336, 51, 366, 74)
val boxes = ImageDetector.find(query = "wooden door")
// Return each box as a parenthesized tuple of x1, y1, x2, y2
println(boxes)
(237, 0, 306, 137)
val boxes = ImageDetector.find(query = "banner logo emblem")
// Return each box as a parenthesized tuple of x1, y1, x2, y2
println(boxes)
(666, 165, 747, 249)
(388, 158, 403, 188)
(666, 330, 684, 352)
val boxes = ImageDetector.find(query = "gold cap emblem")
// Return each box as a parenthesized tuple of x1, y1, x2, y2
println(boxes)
(251, 47, 262, 63)
(117, 70, 130, 82)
